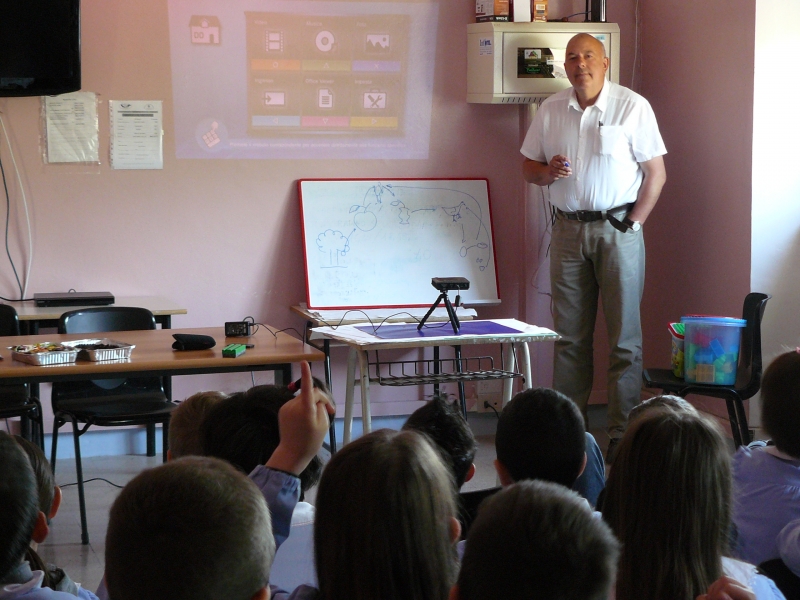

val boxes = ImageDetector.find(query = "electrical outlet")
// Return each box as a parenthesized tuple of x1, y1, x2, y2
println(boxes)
(477, 380, 503, 412)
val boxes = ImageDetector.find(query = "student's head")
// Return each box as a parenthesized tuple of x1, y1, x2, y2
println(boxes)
(495, 388, 586, 487)
(0, 431, 39, 580)
(601, 411, 730, 600)
(105, 456, 274, 600)
(455, 480, 619, 600)
(168, 391, 227, 460)
(402, 396, 478, 489)
(13, 436, 57, 517)
(202, 385, 323, 495)
(761, 350, 800, 457)
(627, 394, 698, 425)
(314, 429, 459, 600)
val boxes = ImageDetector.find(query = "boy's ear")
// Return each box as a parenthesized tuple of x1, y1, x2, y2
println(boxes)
(449, 516, 462, 544)
(464, 463, 476, 483)
(494, 459, 514, 487)
(49, 485, 62, 520)
(578, 452, 587, 478)
(449, 584, 460, 600)
(251, 587, 269, 600)
(167, 449, 173, 462)
(31, 511, 49, 544)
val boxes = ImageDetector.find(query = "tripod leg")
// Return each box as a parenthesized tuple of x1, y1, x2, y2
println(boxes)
(418, 293, 445, 330)
(443, 294, 460, 333)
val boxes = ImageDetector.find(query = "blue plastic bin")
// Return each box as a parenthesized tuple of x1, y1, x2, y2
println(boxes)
(681, 316, 746, 385)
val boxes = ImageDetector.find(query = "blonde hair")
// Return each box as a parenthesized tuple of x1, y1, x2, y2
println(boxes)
(168, 391, 227, 458)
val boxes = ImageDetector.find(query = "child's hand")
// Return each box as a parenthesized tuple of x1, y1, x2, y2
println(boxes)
(266, 361, 335, 476)
(696, 576, 756, 600)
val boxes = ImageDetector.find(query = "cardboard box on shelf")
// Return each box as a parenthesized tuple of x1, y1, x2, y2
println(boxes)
(476, 0, 510, 22)
(533, 0, 548, 21)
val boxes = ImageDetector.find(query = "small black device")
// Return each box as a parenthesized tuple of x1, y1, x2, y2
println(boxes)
(431, 277, 470, 292)
(172, 334, 216, 351)
(225, 321, 252, 337)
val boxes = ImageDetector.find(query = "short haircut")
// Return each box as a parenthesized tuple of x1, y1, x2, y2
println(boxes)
(402, 396, 478, 488)
(495, 388, 586, 487)
(105, 456, 274, 600)
(628, 394, 698, 425)
(0, 431, 39, 581)
(14, 435, 54, 515)
(314, 429, 458, 600)
(168, 391, 227, 459)
(602, 411, 730, 600)
(761, 351, 800, 457)
(458, 480, 619, 600)
(201, 385, 323, 494)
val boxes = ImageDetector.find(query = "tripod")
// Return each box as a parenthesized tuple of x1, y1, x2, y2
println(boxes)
(417, 289, 461, 333)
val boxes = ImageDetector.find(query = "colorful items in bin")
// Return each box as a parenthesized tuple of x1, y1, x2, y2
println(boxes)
(681, 316, 746, 386)
(669, 322, 685, 378)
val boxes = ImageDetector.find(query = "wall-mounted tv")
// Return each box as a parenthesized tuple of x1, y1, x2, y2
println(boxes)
(0, 0, 81, 97)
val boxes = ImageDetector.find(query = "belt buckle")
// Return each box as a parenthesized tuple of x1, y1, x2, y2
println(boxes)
(575, 210, 593, 222)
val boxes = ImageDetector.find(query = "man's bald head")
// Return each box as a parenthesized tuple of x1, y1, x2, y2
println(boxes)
(566, 33, 606, 58)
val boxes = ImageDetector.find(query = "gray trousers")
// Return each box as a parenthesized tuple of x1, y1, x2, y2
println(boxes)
(550, 212, 645, 438)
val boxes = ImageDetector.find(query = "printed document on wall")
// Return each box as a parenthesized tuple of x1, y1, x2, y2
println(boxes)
(44, 92, 99, 164)
(109, 101, 163, 169)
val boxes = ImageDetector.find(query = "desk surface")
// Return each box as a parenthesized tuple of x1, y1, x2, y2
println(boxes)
(11, 296, 188, 321)
(311, 318, 558, 351)
(0, 326, 324, 384)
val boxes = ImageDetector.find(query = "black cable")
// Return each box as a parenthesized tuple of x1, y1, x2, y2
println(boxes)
(59, 477, 124, 489)
(0, 154, 23, 298)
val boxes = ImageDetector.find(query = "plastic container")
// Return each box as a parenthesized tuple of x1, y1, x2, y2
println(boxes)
(669, 322, 685, 378)
(681, 316, 746, 385)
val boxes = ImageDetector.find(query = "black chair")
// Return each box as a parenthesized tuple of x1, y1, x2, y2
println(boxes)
(759, 559, 800, 600)
(642, 292, 771, 448)
(50, 306, 176, 544)
(0, 304, 44, 449)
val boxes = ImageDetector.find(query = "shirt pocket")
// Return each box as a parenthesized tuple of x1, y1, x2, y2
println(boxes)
(597, 125, 624, 155)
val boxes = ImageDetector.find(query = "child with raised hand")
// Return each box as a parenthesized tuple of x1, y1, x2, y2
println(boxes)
(602, 410, 784, 600)
(0, 431, 96, 599)
(732, 350, 800, 567)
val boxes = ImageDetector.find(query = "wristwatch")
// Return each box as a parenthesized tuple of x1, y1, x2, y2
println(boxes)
(622, 217, 641, 232)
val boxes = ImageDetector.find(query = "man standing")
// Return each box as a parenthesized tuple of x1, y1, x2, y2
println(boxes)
(521, 33, 667, 459)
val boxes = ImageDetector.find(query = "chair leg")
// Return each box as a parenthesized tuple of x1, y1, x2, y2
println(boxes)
(734, 398, 752, 446)
(146, 423, 156, 457)
(162, 422, 168, 463)
(71, 419, 89, 545)
(50, 416, 62, 475)
(724, 397, 743, 449)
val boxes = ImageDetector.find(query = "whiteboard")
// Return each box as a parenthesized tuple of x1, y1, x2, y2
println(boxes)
(298, 179, 500, 309)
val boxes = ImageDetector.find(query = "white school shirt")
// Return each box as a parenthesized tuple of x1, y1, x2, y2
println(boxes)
(520, 81, 666, 213)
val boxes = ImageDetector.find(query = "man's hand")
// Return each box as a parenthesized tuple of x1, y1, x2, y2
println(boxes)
(523, 155, 572, 186)
(696, 576, 756, 600)
(265, 361, 335, 476)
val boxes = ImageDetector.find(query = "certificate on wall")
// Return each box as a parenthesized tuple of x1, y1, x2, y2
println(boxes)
(109, 101, 163, 169)
(44, 92, 100, 164)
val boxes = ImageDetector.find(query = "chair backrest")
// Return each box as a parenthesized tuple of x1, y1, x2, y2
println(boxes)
(59, 306, 156, 335)
(0, 304, 20, 337)
(735, 292, 771, 400)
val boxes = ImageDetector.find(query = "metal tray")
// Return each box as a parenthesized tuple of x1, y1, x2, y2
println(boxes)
(10, 343, 79, 366)
(64, 339, 135, 362)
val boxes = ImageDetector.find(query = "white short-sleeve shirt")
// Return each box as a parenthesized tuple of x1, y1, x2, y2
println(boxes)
(520, 81, 667, 213)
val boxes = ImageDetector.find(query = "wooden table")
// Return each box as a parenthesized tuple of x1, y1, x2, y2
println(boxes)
(12, 295, 188, 333)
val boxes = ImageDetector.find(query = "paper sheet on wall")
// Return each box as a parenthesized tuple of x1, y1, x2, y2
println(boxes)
(44, 92, 99, 164)
(109, 101, 163, 169)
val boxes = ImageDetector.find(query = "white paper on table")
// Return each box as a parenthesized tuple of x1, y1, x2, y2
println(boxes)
(44, 92, 99, 164)
(109, 100, 163, 169)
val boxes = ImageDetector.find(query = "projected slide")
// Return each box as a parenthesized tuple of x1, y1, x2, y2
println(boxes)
(167, 1, 439, 160)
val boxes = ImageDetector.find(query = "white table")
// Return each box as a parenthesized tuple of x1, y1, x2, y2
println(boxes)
(311, 319, 559, 444)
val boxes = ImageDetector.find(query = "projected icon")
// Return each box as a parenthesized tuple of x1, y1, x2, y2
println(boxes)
(363, 92, 387, 109)
(202, 122, 221, 148)
(190, 16, 221, 45)
(366, 34, 390, 53)
(266, 31, 283, 52)
(318, 88, 333, 108)
(264, 92, 285, 106)
(315, 30, 335, 52)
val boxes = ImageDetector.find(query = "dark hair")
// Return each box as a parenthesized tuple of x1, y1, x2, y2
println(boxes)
(627, 394, 698, 425)
(495, 388, 586, 487)
(314, 429, 458, 600)
(761, 351, 800, 457)
(458, 480, 619, 600)
(602, 411, 730, 600)
(0, 431, 39, 580)
(201, 384, 323, 495)
(13, 435, 54, 515)
(402, 396, 477, 488)
(168, 391, 227, 459)
(105, 456, 274, 600)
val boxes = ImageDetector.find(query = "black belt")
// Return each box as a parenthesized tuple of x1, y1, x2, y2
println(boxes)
(556, 205, 630, 222)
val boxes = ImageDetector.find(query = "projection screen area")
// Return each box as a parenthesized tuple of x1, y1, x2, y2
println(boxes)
(168, 1, 439, 160)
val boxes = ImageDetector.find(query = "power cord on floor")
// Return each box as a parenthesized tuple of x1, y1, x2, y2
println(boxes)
(59, 477, 124, 489)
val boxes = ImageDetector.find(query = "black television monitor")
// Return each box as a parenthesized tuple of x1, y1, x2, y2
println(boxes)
(0, 0, 81, 97)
